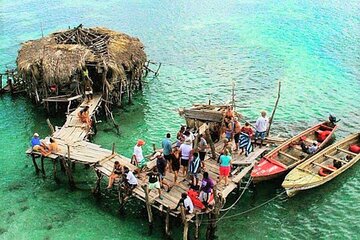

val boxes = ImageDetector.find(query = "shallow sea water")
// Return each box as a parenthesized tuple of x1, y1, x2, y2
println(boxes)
(0, 0, 360, 239)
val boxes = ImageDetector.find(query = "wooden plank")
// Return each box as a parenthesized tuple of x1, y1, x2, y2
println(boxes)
(311, 162, 336, 172)
(232, 163, 255, 183)
(337, 148, 357, 157)
(324, 154, 348, 164)
(279, 151, 299, 161)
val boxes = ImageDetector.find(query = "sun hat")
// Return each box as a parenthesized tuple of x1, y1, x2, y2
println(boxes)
(34, 133, 39, 137)
(137, 139, 145, 146)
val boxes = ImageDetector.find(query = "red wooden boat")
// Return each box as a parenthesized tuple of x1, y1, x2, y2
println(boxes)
(251, 121, 337, 183)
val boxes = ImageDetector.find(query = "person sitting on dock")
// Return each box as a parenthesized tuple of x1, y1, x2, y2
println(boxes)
(219, 149, 232, 186)
(30, 133, 50, 156)
(133, 139, 147, 170)
(123, 167, 138, 198)
(146, 168, 163, 200)
(199, 172, 214, 210)
(179, 138, 193, 176)
(173, 192, 194, 214)
(78, 106, 92, 130)
(233, 117, 242, 151)
(48, 138, 59, 153)
(162, 133, 173, 172)
(198, 134, 208, 169)
(254, 110, 269, 148)
(171, 146, 181, 185)
(106, 161, 123, 189)
(189, 152, 201, 187)
(156, 153, 171, 191)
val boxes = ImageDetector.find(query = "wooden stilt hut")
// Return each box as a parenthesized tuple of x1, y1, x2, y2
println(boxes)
(16, 24, 147, 110)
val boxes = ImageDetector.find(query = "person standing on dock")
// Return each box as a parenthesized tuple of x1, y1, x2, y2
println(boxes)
(179, 138, 192, 176)
(146, 169, 163, 200)
(82, 67, 93, 102)
(188, 152, 201, 187)
(176, 126, 186, 147)
(254, 110, 269, 148)
(133, 139, 147, 170)
(156, 153, 171, 191)
(162, 133, 173, 172)
(198, 134, 208, 169)
(171, 146, 181, 185)
(199, 172, 214, 210)
(233, 117, 242, 151)
(219, 149, 232, 186)
(78, 106, 92, 131)
(123, 167, 138, 199)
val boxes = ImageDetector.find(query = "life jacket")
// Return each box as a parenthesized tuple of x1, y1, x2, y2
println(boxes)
(349, 144, 360, 154)
(187, 189, 214, 209)
(317, 130, 331, 142)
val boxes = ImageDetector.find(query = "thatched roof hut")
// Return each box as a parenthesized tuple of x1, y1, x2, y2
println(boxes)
(16, 25, 147, 107)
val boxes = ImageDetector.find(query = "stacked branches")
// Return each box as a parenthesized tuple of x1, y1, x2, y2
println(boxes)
(16, 25, 147, 106)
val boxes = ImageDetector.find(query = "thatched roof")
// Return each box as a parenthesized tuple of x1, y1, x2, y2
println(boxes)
(16, 25, 147, 84)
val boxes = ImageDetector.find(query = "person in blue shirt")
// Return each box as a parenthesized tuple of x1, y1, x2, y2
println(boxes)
(31, 133, 50, 156)
(162, 133, 173, 171)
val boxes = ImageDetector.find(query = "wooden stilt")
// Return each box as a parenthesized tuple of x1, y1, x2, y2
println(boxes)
(93, 170, 103, 195)
(41, 155, 46, 177)
(65, 145, 75, 188)
(31, 154, 40, 174)
(118, 176, 125, 214)
(266, 81, 281, 137)
(152, 143, 156, 153)
(180, 206, 189, 240)
(206, 186, 222, 240)
(142, 184, 153, 235)
(46, 118, 55, 134)
(165, 207, 171, 238)
(195, 212, 200, 240)
(112, 143, 115, 154)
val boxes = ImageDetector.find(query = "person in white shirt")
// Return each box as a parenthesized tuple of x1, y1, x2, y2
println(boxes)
(179, 138, 193, 176)
(132, 139, 147, 169)
(254, 110, 269, 148)
(173, 192, 194, 214)
(123, 167, 138, 200)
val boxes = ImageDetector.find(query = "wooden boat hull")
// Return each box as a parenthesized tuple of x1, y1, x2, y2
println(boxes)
(251, 121, 337, 183)
(282, 133, 360, 196)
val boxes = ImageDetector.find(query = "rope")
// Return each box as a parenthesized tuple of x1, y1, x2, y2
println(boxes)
(200, 190, 286, 224)
(220, 176, 253, 212)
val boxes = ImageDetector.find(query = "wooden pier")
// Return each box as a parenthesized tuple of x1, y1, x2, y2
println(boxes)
(25, 97, 275, 239)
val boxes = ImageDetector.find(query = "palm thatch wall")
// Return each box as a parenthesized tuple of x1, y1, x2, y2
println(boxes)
(16, 25, 147, 107)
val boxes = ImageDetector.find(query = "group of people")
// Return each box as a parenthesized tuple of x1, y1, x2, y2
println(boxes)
(30, 133, 59, 156)
(222, 107, 270, 156)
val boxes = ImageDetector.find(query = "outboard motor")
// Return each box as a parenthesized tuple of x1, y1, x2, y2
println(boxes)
(329, 114, 340, 125)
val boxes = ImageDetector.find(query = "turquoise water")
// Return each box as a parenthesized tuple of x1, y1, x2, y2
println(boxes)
(1, 0, 360, 239)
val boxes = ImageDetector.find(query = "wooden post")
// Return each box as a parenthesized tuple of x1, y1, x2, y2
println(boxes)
(152, 143, 156, 153)
(46, 118, 55, 134)
(65, 145, 75, 188)
(7, 75, 13, 94)
(93, 170, 103, 195)
(266, 81, 281, 137)
(112, 143, 115, 155)
(206, 185, 222, 240)
(118, 176, 125, 214)
(0, 74, 2, 90)
(41, 155, 46, 178)
(205, 128, 216, 159)
(31, 154, 40, 174)
(165, 207, 171, 238)
(142, 184, 153, 235)
(53, 159, 58, 182)
(195, 212, 200, 240)
(180, 206, 189, 240)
